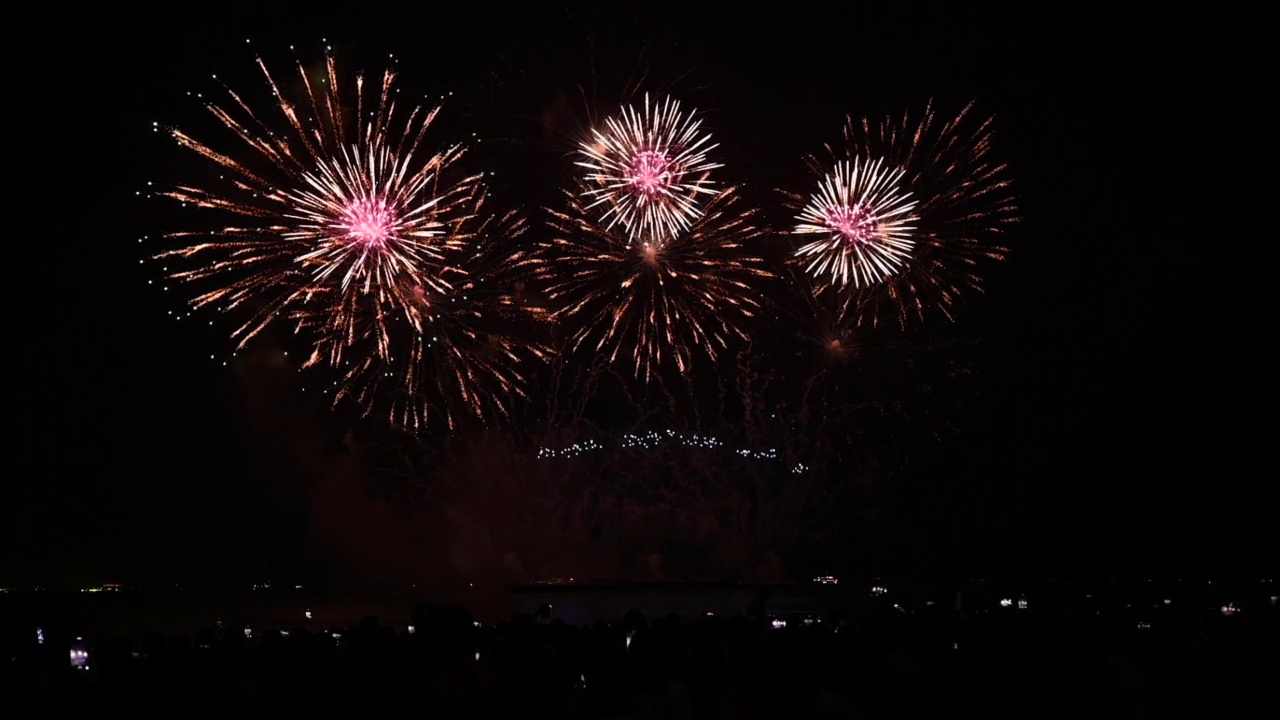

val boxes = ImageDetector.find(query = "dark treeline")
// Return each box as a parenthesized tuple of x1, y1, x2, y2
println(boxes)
(3, 587, 1275, 718)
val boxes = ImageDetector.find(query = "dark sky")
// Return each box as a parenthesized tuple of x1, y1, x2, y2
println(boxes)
(9, 7, 1270, 588)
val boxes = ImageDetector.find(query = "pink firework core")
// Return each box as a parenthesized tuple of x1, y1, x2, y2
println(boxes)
(823, 204, 880, 246)
(626, 149, 674, 196)
(339, 199, 397, 247)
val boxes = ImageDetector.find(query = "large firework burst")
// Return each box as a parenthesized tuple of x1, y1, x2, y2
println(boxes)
(793, 157, 918, 288)
(302, 206, 552, 433)
(576, 94, 721, 244)
(525, 186, 771, 381)
(157, 53, 480, 362)
(791, 101, 1017, 325)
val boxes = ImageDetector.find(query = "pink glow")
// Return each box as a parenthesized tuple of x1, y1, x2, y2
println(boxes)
(823, 204, 879, 246)
(339, 199, 396, 246)
(626, 150, 673, 196)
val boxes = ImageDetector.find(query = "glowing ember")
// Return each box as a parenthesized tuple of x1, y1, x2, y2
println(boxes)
(640, 242, 661, 266)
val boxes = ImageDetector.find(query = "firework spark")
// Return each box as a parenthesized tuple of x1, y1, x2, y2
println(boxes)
(303, 207, 552, 433)
(577, 94, 721, 245)
(793, 158, 918, 288)
(526, 186, 771, 381)
(792, 101, 1017, 325)
(157, 53, 480, 363)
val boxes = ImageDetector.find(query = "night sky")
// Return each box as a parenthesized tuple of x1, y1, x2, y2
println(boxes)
(9, 8, 1269, 589)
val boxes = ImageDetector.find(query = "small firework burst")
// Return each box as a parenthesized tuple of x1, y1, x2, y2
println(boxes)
(577, 94, 721, 244)
(793, 158, 918, 288)
(791, 101, 1017, 326)
(303, 208, 552, 433)
(157, 52, 479, 362)
(525, 186, 771, 382)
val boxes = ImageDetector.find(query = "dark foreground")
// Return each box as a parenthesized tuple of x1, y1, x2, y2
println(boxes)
(1, 581, 1276, 718)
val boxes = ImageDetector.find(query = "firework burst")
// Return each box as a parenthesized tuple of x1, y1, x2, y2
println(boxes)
(157, 53, 480, 362)
(302, 207, 552, 433)
(577, 94, 721, 244)
(793, 158, 918, 288)
(791, 101, 1017, 325)
(526, 186, 771, 382)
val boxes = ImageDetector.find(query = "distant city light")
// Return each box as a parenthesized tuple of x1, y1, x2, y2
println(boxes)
(1220, 603, 1240, 616)
(1017, 597, 1029, 610)
(771, 619, 787, 629)
(69, 641, 89, 670)
(999, 598, 1013, 608)
(870, 586, 887, 596)
(814, 576, 838, 584)
(36, 628, 44, 645)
